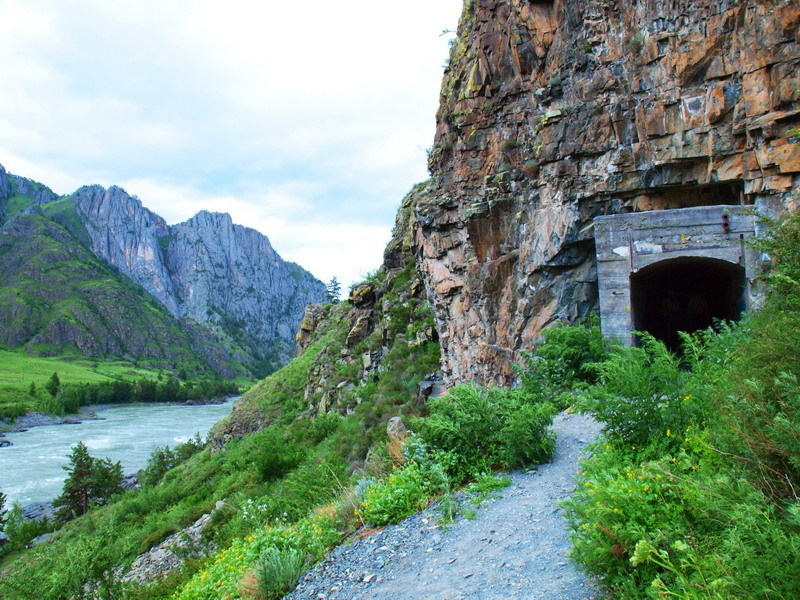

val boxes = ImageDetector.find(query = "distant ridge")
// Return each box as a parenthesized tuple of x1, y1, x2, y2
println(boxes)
(0, 164, 327, 378)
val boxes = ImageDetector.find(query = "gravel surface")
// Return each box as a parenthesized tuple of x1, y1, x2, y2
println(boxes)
(286, 412, 605, 600)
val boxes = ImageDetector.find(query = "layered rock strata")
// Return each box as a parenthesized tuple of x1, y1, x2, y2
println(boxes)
(417, 0, 800, 385)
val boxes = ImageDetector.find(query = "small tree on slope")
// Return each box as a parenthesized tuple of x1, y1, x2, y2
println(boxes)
(53, 442, 123, 520)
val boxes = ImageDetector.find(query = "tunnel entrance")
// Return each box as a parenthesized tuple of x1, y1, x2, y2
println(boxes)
(630, 257, 746, 351)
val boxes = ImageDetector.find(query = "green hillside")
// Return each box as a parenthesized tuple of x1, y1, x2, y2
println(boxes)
(0, 349, 164, 419)
(0, 210, 245, 382)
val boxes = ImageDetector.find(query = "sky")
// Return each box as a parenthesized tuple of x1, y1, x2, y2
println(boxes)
(0, 0, 464, 289)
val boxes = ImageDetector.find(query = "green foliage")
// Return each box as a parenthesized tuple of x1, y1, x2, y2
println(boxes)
(45, 371, 60, 397)
(422, 385, 556, 484)
(324, 276, 341, 303)
(579, 334, 696, 455)
(515, 316, 609, 410)
(0, 502, 58, 557)
(53, 441, 124, 520)
(253, 546, 308, 599)
(252, 427, 306, 482)
(563, 213, 800, 599)
(750, 211, 800, 306)
(359, 463, 430, 527)
(139, 445, 178, 488)
(175, 509, 340, 600)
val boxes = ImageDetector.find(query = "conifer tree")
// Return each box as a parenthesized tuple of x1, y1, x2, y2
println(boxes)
(53, 442, 123, 520)
(325, 277, 341, 303)
(0, 490, 7, 532)
(45, 372, 60, 397)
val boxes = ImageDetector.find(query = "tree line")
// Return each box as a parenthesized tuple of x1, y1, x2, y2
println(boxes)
(37, 374, 240, 415)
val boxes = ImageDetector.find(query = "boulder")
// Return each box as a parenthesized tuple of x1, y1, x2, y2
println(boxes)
(386, 417, 408, 440)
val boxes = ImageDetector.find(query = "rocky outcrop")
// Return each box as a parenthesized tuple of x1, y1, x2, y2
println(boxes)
(417, 0, 800, 386)
(72, 186, 327, 372)
(120, 502, 222, 585)
(0, 165, 58, 224)
(0, 164, 10, 220)
(72, 186, 178, 314)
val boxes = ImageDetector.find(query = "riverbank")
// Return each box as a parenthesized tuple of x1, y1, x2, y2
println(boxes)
(0, 397, 237, 506)
(0, 395, 237, 437)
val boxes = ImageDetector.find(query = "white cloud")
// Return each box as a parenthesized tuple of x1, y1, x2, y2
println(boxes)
(0, 0, 463, 284)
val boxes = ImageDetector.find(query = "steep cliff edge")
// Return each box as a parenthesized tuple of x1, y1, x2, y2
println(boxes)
(210, 182, 440, 447)
(72, 185, 327, 375)
(418, 0, 800, 386)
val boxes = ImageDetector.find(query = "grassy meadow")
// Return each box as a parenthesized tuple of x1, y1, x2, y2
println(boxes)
(0, 349, 162, 420)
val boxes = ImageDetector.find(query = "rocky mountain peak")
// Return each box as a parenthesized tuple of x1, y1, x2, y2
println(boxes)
(70, 182, 326, 374)
(73, 184, 179, 315)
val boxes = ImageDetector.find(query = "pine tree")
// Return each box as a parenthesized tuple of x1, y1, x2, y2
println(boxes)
(45, 372, 60, 397)
(53, 442, 123, 520)
(325, 277, 341, 303)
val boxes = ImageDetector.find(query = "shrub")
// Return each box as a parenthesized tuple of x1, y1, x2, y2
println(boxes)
(515, 316, 609, 409)
(140, 445, 178, 487)
(422, 385, 556, 484)
(580, 334, 696, 454)
(250, 546, 307, 599)
(359, 463, 429, 526)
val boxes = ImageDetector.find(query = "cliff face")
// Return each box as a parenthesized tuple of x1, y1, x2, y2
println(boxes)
(0, 165, 10, 220)
(72, 185, 178, 312)
(166, 210, 326, 364)
(418, 0, 800, 386)
(72, 186, 326, 372)
(0, 213, 219, 372)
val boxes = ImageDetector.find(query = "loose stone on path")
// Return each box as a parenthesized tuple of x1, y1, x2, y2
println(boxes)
(285, 412, 604, 600)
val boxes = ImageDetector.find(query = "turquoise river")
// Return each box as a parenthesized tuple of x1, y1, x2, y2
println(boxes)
(0, 398, 235, 505)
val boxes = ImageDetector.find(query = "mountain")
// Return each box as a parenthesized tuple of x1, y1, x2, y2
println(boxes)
(71, 184, 326, 375)
(0, 164, 327, 377)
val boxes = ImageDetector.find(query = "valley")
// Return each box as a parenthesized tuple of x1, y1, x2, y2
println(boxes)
(1, 0, 799, 599)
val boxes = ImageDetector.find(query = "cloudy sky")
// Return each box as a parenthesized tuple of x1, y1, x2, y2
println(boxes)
(0, 0, 463, 289)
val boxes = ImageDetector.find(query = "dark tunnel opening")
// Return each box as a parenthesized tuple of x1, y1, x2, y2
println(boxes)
(630, 257, 746, 351)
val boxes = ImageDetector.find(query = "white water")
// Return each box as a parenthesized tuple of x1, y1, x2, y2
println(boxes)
(0, 399, 235, 505)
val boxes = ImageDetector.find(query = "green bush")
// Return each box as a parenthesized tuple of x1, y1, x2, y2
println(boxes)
(253, 546, 308, 599)
(360, 463, 429, 526)
(515, 316, 609, 410)
(422, 385, 556, 484)
(580, 334, 697, 455)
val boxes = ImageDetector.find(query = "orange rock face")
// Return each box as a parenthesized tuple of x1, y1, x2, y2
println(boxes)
(416, 0, 800, 386)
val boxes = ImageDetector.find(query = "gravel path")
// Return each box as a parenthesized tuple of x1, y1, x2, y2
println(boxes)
(286, 412, 604, 600)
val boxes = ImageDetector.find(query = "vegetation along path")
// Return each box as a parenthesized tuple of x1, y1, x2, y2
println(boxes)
(287, 412, 604, 600)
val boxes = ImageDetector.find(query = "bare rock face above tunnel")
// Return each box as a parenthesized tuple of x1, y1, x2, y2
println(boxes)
(417, 0, 800, 386)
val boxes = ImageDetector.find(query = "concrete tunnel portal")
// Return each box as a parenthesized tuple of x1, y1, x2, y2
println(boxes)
(593, 204, 759, 349)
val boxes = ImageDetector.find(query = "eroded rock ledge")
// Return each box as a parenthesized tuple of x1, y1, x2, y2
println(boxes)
(417, 0, 800, 386)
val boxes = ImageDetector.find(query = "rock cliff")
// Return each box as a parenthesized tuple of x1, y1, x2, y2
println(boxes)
(0, 166, 325, 376)
(0, 212, 222, 372)
(72, 185, 326, 374)
(417, 0, 800, 386)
